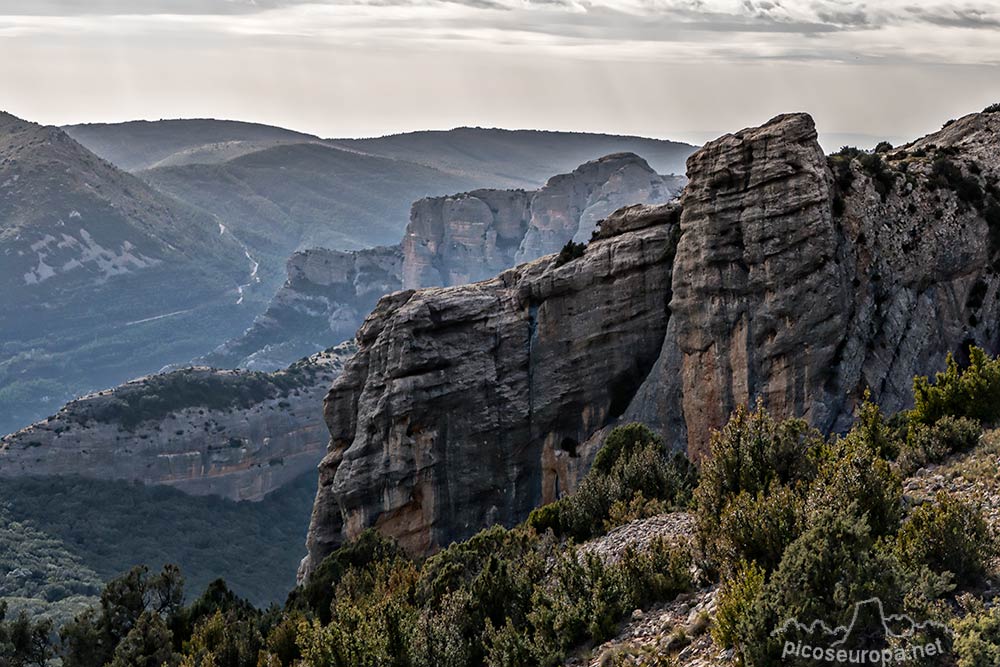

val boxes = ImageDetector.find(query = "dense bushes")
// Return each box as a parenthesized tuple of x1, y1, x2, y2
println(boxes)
(895, 492, 993, 588)
(954, 606, 1000, 667)
(827, 145, 896, 204)
(693, 401, 822, 560)
(706, 350, 1000, 665)
(3, 473, 317, 609)
(84, 365, 315, 430)
(898, 415, 981, 474)
(912, 347, 1000, 427)
(528, 423, 696, 541)
(0, 601, 54, 667)
(290, 526, 691, 667)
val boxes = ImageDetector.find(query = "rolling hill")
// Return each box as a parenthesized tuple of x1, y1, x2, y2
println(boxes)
(328, 126, 696, 188)
(62, 118, 321, 171)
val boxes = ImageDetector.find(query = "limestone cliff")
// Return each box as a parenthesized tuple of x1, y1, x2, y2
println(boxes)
(302, 109, 1000, 574)
(0, 344, 354, 501)
(300, 203, 681, 574)
(402, 152, 683, 288)
(667, 111, 1000, 457)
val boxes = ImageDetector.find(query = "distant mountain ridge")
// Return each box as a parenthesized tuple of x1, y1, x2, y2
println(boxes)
(63, 118, 321, 171)
(328, 126, 695, 188)
(64, 119, 697, 186)
(0, 111, 266, 436)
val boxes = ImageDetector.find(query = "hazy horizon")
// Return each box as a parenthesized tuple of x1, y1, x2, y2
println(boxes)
(2, 0, 997, 151)
(2, 105, 920, 153)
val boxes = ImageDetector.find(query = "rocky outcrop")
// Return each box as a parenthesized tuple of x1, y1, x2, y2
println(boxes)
(302, 109, 1000, 572)
(300, 202, 681, 574)
(669, 114, 849, 457)
(402, 153, 683, 288)
(401, 189, 531, 288)
(666, 111, 1000, 457)
(203, 247, 401, 370)
(0, 344, 355, 501)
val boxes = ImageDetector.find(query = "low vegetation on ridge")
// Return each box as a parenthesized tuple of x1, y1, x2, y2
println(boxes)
(7, 348, 1000, 666)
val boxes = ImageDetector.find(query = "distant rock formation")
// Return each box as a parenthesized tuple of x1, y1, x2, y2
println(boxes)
(301, 109, 1000, 574)
(0, 344, 354, 501)
(217, 153, 681, 369)
(202, 247, 402, 370)
(403, 153, 683, 288)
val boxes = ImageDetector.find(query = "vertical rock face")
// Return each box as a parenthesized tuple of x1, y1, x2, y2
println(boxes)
(670, 114, 850, 458)
(402, 190, 531, 289)
(642, 111, 1000, 456)
(202, 247, 402, 370)
(300, 204, 680, 576)
(0, 344, 355, 501)
(515, 153, 680, 263)
(402, 153, 683, 289)
(302, 110, 1000, 575)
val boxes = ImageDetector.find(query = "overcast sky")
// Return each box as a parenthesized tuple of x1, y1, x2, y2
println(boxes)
(1, 0, 998, 147)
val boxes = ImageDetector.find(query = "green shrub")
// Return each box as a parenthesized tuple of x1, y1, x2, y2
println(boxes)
(288, 529, 404, 624)
(930, 157, 984, 206)
(895, 492, 993, 587)
(716, 484, 805, 576)
(898, 416, 982, 474)
(983, 103, 1000, 114)
(536, 423, 696, 542)
(526, 501, 564, 535)
(694, 401, 822, 548)
(858, 152, 895, 200)
(738, 508, 904, 666)
(178, 609, 263, 667)
(911, 347, 1000, 427)
(60, 565, 185, 667)
(807, 435, 902, 538)
(0, 601, 55, 667)
(483, 618, 533, 667)
(592, 423, 663, 474)
(712, 560, 764, 652)
(554, 241, 586, 267)
(528, 550, 624, 660)
(613, 539, 692, 610)
(954, 606, 1000, 667)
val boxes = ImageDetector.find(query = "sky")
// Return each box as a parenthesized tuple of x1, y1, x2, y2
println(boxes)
(1, 0, 999, 148)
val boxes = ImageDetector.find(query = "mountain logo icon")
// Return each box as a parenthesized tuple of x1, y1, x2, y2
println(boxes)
(772, 598, 951, 664)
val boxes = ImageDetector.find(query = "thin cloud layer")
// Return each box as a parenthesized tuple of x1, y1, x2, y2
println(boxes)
(1, 0, 999, 65)
(1, 0, 997, 143)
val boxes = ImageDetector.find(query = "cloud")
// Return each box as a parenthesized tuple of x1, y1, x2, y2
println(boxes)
(0, 0, 998, 67)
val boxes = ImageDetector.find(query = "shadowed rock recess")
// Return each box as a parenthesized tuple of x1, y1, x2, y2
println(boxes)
(301, 110, 1000, 577)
